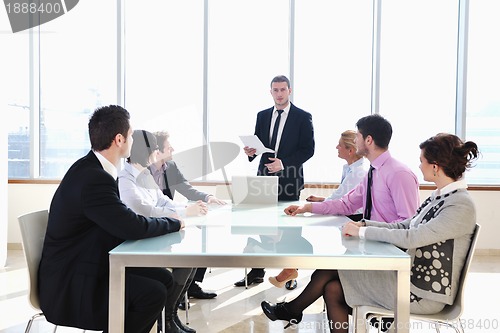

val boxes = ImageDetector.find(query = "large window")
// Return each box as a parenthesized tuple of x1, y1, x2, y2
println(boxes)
(38, 0, 117, 178)
(124, 0, 204, 155)
(5, 0, 117, 178)
(294, 0, 373, 182)
(465, 0, 500, 184)
(378, 0, 458, 184)
(207, 0, 290, 181)
(3, 19, 30, 178)
(6, 0, 500, 185)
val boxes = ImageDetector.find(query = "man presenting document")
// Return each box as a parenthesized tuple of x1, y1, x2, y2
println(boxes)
(237, 75, 315, 288)
(243, 75, 315, 201)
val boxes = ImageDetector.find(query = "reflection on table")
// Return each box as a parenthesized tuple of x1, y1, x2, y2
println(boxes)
(109, 203, 411, 333)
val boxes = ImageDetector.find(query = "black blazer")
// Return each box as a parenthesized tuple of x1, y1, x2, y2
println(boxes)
(250, 103, 315, 201)
(155, 160, 209, 201)
(38, 151, 181, 330)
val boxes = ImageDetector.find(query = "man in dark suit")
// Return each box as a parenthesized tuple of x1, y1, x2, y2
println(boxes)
(236, 75, 315, 288)
(150, 130, 222, 306)
(38, 105, 183, 333)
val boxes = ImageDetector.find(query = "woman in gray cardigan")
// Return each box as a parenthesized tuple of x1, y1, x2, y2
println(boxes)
(261, 133, 479, 333)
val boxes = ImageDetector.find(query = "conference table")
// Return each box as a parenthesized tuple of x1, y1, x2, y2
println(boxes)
(108, 202, 411, 333)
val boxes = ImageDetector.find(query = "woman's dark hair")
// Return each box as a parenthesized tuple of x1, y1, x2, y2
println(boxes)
(355, 114, 392, 149)
(419, 133, 479, 180)
(88, 105, 130, 151)
(127, 130, 158, 167)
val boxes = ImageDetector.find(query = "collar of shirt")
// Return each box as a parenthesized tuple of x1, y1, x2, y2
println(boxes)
(434, 178, 468, 197)
(273, 103, 291, 114)
(148, 162, 165, 177)
(124, 162, 159, 189)
(93, 150, 118, 180)
(370, 150, 391, 170)
(124, 161, 142, 180)
(347, 157, 365, 172)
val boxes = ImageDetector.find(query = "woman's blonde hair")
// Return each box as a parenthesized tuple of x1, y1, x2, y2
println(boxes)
(340, 130, 363, 159)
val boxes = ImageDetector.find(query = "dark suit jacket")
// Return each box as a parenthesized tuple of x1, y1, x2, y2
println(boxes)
(38, 151, 181, 330)
(157, 161, 209, 201)
(250, 103, 315, 201)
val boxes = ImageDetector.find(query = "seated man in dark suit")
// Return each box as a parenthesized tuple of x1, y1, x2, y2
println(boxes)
(150, 130, 223, 305)
(38, 105, 183, 333)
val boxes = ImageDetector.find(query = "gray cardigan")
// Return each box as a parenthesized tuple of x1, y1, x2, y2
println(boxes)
(364, 188, 476, 305)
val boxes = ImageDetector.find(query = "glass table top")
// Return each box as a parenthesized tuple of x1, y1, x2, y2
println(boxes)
(111, 203, 408, 260)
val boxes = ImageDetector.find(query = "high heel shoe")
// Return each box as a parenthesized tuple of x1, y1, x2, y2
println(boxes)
(268, 269, 299, 288)
(261, 301, 303, 329)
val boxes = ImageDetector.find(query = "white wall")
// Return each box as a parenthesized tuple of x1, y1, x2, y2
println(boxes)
(7, 184, 500, 253)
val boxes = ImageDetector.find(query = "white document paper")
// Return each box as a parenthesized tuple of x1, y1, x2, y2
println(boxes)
(239, 135, 274, 155)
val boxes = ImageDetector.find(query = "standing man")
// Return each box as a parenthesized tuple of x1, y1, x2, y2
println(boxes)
(285, 114, 420, 223)
(236, 75, 315, 287)
(150, 130, 220, 304)
(38, 105, 183, 333)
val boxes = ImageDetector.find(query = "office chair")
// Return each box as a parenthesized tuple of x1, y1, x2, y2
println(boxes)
(352, 224, 481, 333)
(18, 210, 57, 333)
(18, 210, 160, 333)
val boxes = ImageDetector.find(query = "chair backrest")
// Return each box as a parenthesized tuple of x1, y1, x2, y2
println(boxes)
(436, 223, 481, 320)
(18, 210, 49, 310)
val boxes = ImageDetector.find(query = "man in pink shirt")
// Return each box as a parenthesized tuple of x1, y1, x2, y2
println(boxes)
(285, 114, 419, 223)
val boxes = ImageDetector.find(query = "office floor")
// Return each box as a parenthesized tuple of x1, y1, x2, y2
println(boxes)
(1, 249, 499, 333)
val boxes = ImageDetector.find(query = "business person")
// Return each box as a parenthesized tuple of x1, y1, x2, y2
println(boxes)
(38, 105, 183, 333)
(283, 114, 419, 224)
(150, 130, 219, 305)
(261, 133, 479, 333)
(306, 130, 368, 213)
(270, 130, 368, 290)
(236, 75, 315, 287)
(118, 129, 208, 333)
(266, 114, 420, 331)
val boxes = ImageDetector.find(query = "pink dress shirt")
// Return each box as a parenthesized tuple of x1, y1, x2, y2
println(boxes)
(311, 151, 420, 223)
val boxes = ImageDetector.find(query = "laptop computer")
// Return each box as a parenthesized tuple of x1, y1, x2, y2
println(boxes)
(231, 175, 279, 206)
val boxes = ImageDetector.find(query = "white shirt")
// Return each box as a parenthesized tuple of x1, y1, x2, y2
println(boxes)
(117, 162, 187, 218)
(326, 158, 368, 215)
(93, 150, 118, 179)
(270, 103, 290, 153)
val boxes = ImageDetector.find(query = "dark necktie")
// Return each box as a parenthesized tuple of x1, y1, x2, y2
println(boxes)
(364, 165, 374, 220)
(269, 110, 284, 151)
(162, 169, 173, 200)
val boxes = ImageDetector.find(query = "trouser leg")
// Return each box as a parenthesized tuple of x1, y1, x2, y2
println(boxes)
(125, 267, 173, 333)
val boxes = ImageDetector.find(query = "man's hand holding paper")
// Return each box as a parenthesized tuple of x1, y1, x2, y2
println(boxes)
(239, 135, 275, 155)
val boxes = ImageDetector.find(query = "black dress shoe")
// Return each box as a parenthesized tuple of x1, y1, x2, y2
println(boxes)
(261, 301, 303, 329)
(174, 313, 196, 333)
(285, 279, 297, 290)
(188, 282, 217, 299)
(234, 270, 265, 287)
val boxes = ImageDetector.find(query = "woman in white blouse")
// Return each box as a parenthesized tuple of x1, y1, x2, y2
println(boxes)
(306, 130, 368, 206)
(118, 130, 206, 333)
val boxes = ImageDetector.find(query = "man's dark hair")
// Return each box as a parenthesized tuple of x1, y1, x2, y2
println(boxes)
(356, 114, 392, 149)
(153, 130, 170, 153)
(128, 130, 158, 167)
(270, 75, 291, 88)
(88, 105, 130, 151)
